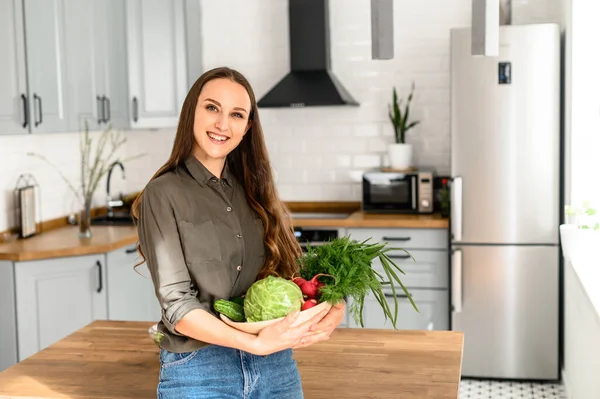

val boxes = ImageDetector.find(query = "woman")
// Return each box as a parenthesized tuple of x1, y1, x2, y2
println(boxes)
(131, 66, 346, 398)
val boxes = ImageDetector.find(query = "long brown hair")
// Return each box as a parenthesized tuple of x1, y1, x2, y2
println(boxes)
(131, 67, 302, 279)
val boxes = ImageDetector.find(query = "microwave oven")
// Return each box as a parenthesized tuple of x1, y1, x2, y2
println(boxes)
(361, 169, 434, 214)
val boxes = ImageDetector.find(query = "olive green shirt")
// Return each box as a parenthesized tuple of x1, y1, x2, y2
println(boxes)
(138, 156, 265, 353)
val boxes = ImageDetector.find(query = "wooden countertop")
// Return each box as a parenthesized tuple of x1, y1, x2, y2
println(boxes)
(0, 320, 464, 399)
(0, 225, 138, 261)
(0, 210, 447, 262)
(292, 210, 449, 229)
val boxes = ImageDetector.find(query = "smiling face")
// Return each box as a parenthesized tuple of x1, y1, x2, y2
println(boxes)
(192, 78, 252, 174)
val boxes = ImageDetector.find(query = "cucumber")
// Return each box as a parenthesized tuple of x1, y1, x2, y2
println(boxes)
(214, 299, 246, 322)
(230, 296, 245, 307)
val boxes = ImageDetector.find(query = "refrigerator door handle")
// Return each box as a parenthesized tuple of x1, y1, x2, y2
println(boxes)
(451, 248, 463, 313)
(451, 176, 463, 241)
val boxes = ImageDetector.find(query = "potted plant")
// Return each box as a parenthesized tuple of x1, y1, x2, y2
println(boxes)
(388, 82, 420, 170)
(559, 201, 600, 264)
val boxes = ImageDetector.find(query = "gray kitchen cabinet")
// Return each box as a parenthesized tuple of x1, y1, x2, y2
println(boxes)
(22, 0, 70, 133)
(0, 261, 18, 372)
(63, 0, 129, 132)
(106, 245, 162, 322)
(370, 249, 448, 289)
(345, 227, 450, 330)
(347, 227, 448, 250)
(14, 254, 107, 361)
(63, 0, 102, 131)
(126, 0, 189, 129)
(346, 289, 449, 331)
(0, 0, 28, 135)
(100, 0, 130, 130)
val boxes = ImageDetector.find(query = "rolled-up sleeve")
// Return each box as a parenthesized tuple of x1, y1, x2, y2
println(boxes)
(138, 185, 209, 335)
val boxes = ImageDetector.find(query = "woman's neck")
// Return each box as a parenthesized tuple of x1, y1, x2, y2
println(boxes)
(197, 156, 225, 179)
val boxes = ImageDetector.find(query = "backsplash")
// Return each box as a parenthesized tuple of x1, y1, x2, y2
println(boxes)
(0, 0, 564, 232)
(0, 129, 175, 231)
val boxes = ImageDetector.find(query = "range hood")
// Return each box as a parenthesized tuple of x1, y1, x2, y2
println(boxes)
(257, 0, 358, 108)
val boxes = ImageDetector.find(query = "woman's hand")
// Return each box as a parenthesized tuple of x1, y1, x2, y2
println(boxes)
(292, 300, 346, 349)
(250, 307, 329, 356)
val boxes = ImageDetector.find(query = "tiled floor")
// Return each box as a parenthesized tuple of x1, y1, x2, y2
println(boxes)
(460, 378, 568, 399)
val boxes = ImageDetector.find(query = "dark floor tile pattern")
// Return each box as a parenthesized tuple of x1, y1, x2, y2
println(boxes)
(460, 378, 567, 399)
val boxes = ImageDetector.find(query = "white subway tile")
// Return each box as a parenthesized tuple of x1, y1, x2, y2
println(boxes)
(291, 185, 323, 201)
(352, 154, 381, 168)
(367, 137, 389, 153)
(352, 124, 380, 137)
(305, 169, 336, 184)
(321, 184, 355, 201)
(275, 168, 306, 184)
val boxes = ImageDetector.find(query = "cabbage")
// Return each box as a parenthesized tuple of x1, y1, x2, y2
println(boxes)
(244, 276, 303, 322)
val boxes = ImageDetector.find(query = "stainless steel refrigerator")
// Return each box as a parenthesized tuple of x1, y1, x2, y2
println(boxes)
(450, 23, 561, 380)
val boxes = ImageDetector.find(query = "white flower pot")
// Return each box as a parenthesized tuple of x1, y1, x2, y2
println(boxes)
(559, 224, 600, 265)
(388, 143, 413, 170)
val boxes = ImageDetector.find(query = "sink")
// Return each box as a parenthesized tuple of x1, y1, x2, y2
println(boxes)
(91, 212, 134, 226)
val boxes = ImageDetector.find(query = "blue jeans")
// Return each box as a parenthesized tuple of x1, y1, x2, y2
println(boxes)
(157, 345, 304, 398)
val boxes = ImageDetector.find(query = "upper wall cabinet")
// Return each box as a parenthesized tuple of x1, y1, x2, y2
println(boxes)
(0, 0, 70, 135)
(23, 0, 71, 133)
(63, 0, 129, 132)
(0, 0, 28, 135)
(0, 0, 195, 135)
(125, 0, 189, 129)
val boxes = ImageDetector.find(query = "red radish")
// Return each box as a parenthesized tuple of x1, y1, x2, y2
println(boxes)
(300, 273, 335, 298)
(302, 299, 318, 311)
(293, 277, 307, 287)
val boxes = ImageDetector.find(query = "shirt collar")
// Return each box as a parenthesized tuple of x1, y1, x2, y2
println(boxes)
(184, 155, 233, 187)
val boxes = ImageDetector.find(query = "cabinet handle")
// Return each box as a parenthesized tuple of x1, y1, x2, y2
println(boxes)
(103, 96, 111, 122)
(125, 247, 137, 254)
(388, 254, 411, 259)
(33, 93, 42, 127)
(21, 94, 28, 128)
(382, 236, 411, 242)
(384, 293, 408, 298)
(97, 96, 103, 124)
(96, 260, 103, 293)
(132, 97, 138, 122)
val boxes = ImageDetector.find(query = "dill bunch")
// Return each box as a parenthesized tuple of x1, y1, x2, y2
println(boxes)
(297, 236, 419, 329)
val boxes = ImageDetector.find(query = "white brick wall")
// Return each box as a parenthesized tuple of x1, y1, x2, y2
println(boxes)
(0, 0, 565, 231)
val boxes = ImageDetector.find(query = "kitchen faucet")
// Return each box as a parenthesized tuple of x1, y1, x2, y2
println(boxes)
(106, 161, 125, 218)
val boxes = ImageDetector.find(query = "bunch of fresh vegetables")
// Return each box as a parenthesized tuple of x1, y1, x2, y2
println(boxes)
(214, 236, 420, 329)
(214, 276, 304, 323)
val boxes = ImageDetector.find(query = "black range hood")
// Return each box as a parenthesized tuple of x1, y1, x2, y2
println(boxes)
(257, 0, 359, 108)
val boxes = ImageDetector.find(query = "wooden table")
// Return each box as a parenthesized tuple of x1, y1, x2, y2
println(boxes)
(0, 321, 464, 399)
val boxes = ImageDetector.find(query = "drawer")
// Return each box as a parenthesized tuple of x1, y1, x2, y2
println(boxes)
(347, 228, 448, 250)
(371, 249, 448, 289)
(346, 288, 449, 331)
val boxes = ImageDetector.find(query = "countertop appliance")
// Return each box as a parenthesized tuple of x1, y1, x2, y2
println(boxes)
(361, 169, 434, 214)
(450, 23, 561, 380)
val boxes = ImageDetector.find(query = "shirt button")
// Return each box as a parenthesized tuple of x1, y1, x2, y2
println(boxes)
(236, 265, 242, 271)
(210, 177, 218, 183)
(236, 233, 242, 239)
(226, 206, 232, 212)
(221, 181, 226, 186)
